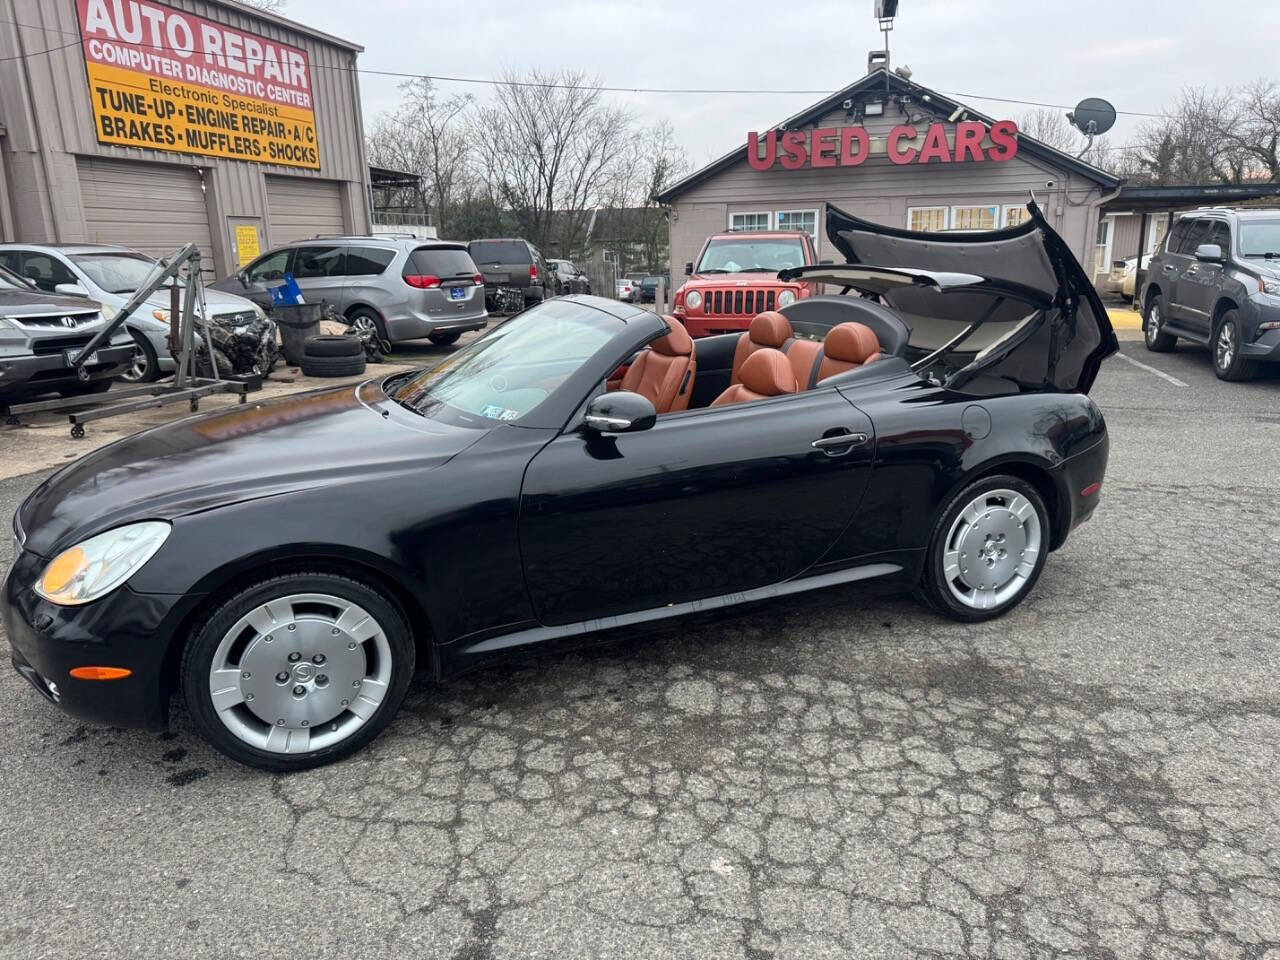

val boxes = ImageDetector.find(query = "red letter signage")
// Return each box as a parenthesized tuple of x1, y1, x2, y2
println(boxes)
(742, 119, 1019, 171)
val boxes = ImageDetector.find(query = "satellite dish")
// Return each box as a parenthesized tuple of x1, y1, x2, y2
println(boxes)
(1067, 97, 1116, 137)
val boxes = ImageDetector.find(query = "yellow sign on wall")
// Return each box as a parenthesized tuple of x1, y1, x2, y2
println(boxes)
(234, 224, 261, 267)
(76, 0, 321, 170)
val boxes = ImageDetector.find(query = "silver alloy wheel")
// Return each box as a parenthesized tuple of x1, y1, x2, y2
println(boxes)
(1146, 302, 1162, 345)
(942, 488, 1043, 611)
(1216, 319, 1236, 370)
(207, 593, 393, 754)
(349, 315, 378, 336)
(121, 345, 149, 382)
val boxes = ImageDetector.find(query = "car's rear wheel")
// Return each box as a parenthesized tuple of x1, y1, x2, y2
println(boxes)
(181, 571, 415, 771)
(346, 306, 388, 343)
(917, 475, 1049, 622)
(120, 330, 161, 383)
(1212, 310, 1257, 382)
(427, 331, 461, 346)
(1144, 294, 1176, 352)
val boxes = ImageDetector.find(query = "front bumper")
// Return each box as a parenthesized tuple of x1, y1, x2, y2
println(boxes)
(1239, 326, 1280, 362)
(0, 342, 134, 393)
(2, 548, 191, 730)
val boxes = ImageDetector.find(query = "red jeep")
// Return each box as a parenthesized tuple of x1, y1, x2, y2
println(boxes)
(673, 230, 821, 337)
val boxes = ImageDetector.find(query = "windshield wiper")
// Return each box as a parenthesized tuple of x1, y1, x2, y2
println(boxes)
(737, 266, 776, 272)
(697, 268, 730, 274)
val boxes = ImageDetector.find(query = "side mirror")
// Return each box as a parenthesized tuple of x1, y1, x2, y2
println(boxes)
(54, 282, 90, 297)
(584, 391, 656, 434)
(238, 270, 251, 287)
(684, 261, 694, 276)
(1194, 243, 1224, 263)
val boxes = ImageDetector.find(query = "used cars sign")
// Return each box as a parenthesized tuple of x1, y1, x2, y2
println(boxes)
(747, 120, 1019, 170)
(76, 0, 321, 169)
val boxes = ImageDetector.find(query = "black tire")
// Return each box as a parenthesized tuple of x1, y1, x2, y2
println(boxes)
(1212, 309, 1257, 382)
(303, 334, 364, 358)
(346, 306, 387, 342)
(180, 570, 415, 772)
(427, 331, 461, 346)
(57, 378, 114, 398)
(120, 329, 161, 383)
(300, 353, 367, 377)
(1143, 293, 1177, 352)
(916, 474, 1050, 623)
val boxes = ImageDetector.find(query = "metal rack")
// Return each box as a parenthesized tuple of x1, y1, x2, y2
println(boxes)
(3, 244, 250, 438)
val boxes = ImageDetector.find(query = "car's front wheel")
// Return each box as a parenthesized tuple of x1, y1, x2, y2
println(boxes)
(1144, 294, 1176, 352)
(918, 475, 1049, 622)
(181, 571, 415, 771)
(1212, 309, 1257, 382)
(120, 330, 161, 383)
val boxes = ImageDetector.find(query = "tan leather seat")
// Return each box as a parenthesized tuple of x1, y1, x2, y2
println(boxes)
(620, 315, 697, 414)
(808, 322, 882, 385)
(711, 348, 798, 407)
(731, 311, 793, 384)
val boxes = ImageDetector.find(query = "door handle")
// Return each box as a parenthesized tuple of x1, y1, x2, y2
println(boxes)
(1163, 264, 1178, 272)
(811, 431, 868, 453)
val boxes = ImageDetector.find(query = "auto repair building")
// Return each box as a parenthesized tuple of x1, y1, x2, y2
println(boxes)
(657, 68, 1122, 291)
(0, 0, 371, 276)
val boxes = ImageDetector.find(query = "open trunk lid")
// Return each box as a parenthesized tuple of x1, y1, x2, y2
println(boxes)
(821, 201, 1117, 394)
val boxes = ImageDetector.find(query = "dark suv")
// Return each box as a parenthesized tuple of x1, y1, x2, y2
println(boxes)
(1141, 208, 1280, 380)
(468, 239, 549, 310)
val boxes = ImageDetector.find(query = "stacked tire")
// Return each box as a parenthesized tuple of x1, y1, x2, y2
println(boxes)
(299, 335, 366, 378)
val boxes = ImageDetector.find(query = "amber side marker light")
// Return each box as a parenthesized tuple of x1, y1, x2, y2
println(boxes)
(69, 666, 132, 681)
(1080, 483, 1101, 497)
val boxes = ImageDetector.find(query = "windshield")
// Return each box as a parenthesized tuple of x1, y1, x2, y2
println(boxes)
(1238, 221, 1280, 258)
(71, 252, 170, 294)
(0, 264, 29, 290)
(387, 300, 621, 427)
(469, 240, 529, 265)
(696, 237, 806, 274)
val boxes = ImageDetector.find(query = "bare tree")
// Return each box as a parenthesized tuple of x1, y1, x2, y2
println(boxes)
(1231, 79, 1280, 181)
(471, 70, 634, 255)
(1016, 107, 1112, 168)
(366, 79, 473, 236)
(1126, 87, 1252, 184)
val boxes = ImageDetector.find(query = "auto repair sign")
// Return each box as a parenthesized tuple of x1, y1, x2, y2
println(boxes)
(76, 0, 320, 169)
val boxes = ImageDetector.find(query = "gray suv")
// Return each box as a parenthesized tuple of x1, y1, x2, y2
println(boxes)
(468, 239, 549, 311)
(210, 237, 487, 346)
(1141, 208, 1280, 380)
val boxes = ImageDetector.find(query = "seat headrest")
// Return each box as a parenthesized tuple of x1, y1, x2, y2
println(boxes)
(749, 311, 792, 348)
(739, 347, 798, 397)
(823, 322, 881, 364)
(651, 315, 693, 356)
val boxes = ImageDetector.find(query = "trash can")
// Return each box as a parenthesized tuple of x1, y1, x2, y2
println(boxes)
(273, 303, 322, 366)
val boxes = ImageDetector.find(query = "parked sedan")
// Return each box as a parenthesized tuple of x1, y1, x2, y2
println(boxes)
(0, 264, 134, 398)
(616, 277, 637, 302)
(2, 201, 1112, 771)
(548, 258, 589, 296)
(0, 243, 265, 382)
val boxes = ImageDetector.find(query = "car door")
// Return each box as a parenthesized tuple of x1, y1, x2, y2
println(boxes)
(1169, 219, 1211, 329)
(15, 251, 79, 294)
(518, 386, 877, 626)
(1176, 219, 1229, 336)
(290, 245, 347, 310)
(236, 249, 294, 308)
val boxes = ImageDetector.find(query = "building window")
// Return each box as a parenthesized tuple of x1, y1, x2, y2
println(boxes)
(776, 209, 818, 240)
(907, 206, 948, 232)
(730, 211, 771, 232)
(1002, 205, 1031, 228)
(951, 205, 999, 231)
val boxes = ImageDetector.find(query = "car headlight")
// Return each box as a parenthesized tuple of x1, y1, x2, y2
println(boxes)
(100, 305, 117, 321)
(1260, 278, 1280, 296)
(34, 521, 171, 606)
(777, 289, 797, 308)
(685, 290, 702, 310)
(253, 304, 267, 321)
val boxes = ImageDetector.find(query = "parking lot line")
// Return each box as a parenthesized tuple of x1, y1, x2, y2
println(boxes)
(1111, 350, 1189, 387)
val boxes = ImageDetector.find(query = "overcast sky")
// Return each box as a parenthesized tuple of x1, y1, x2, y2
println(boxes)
(285, 0, 1280, 165)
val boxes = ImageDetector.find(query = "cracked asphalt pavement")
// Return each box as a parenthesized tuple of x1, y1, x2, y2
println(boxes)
(2, 336, 1278, 959)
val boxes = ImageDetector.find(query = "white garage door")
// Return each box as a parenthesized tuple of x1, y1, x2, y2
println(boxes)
(266, 176, 346, 247)
(78, 157, 214, 274)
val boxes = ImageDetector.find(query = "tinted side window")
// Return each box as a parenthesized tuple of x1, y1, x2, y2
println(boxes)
(0, 251, 20, 273)
(345, 247, 396, 276)
(1204, 221, 1230, 251)
(404, 247, 478, 277)
(246, 250, 291, 284)
(292, 246, 345, 279)
(1165, 222, 1188, 254)
(1176, 220, 1211, 255)
(20, 252, 77, 292)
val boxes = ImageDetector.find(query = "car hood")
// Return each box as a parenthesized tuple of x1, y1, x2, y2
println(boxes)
(1239, 256, 1280, 277)
(16, 380, 484, 557)
(823, 201, 1117, 394)
(0, 290, 102, 317)
(683, 274, 797, 286)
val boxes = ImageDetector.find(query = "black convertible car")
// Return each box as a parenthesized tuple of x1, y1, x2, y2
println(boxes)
(3, 202, 1114, 770)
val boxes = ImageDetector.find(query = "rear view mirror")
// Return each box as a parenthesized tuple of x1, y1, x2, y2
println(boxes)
(584, 391, 656, 434)
(1194, 243, 1224, 263)
(684, 261, 694, 276)
(54, 283, 89, 297)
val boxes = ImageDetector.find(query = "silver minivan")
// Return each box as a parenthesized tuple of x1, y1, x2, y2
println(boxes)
(211, 237, 488, 345)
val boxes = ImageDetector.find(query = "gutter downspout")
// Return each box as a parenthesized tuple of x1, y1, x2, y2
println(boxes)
(1088, 182, 1125, 278)
(0, 123, 14, 241)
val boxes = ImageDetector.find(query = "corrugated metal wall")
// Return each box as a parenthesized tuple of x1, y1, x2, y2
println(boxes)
(666, 106, 1108, 283)
(0, 0, 370, 274)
